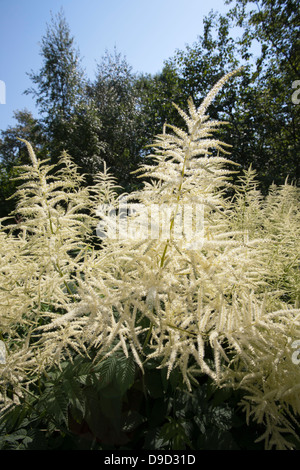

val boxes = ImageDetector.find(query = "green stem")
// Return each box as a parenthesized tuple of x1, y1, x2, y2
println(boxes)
(166, 322, 197, 337)
(54, 262, 76, 301)
(142, 321, 154, 352)
(160, 137, 191, 268)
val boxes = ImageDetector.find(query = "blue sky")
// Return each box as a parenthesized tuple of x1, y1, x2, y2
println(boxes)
(0, 0, 232, 132)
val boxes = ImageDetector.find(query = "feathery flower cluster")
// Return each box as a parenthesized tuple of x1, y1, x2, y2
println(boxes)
(0, 70, 299, 449)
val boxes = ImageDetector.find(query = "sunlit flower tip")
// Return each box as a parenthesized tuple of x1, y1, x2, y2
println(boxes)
(146, 286, 157, 310)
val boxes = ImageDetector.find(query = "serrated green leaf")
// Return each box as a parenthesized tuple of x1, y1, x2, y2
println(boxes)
(159, 417, 192, 450)
(117, 355, 136, 394)
(97, 355, 118, 388)
(121, 410, 144, 432)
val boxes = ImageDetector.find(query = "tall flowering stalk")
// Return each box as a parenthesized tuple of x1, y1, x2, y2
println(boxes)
(0, 70, 300, 449)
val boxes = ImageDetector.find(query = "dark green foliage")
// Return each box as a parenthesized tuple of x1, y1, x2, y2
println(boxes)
(0, 349, 267, 450)
(24, 9, 104, 176)
(135, 62, 186, 147)
(87, 48, 146, 192)
(165, 2, 299, 191)
(1, 1, 298, 218)
(0, 110, 47, 219)
(0, 350, 138, 449)
(0, 2, 298, 449)
(226, 0, 300, 188)
(127, 366, 266, 451)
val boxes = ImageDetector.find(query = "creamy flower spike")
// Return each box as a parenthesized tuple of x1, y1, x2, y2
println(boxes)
(0, 69, 299, 450)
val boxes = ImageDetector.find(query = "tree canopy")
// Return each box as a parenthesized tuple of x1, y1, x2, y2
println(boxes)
(0, 1, 298, 218)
